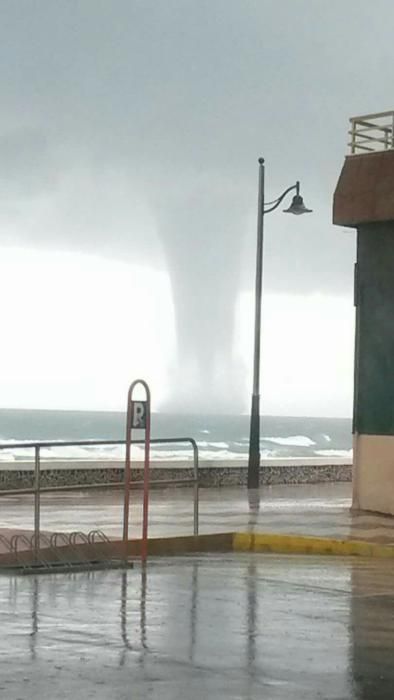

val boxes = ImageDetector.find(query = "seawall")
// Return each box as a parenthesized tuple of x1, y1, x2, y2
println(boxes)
(0, 458, 352, 490)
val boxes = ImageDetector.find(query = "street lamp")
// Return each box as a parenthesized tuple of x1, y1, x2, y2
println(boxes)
(247, 158, 312, 490)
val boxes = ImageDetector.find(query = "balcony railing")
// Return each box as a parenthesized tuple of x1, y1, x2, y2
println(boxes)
(349, 111, 394, 154)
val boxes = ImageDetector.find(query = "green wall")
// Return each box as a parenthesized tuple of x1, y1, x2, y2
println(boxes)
(355, 222, 394, 435)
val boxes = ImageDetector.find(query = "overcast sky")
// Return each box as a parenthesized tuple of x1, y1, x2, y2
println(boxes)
(0, 0, 392, 415)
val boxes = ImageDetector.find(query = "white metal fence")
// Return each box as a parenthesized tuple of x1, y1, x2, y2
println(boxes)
(349, 111, 394, 154)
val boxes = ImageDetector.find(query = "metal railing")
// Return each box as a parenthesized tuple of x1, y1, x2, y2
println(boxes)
(349, 111, 394, 154)
(0, 437, 200, 551)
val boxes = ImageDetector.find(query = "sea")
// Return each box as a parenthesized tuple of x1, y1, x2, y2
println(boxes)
(0, 409, 352, 462)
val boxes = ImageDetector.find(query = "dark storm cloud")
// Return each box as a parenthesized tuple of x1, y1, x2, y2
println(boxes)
(0, 0, 392, 405)
(1, 0, 390, 284)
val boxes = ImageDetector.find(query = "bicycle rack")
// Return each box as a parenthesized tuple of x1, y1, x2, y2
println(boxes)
(0, 528, 130, 575)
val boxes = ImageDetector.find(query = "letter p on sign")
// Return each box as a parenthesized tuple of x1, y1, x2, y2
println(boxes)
(131, 401, 147, 429)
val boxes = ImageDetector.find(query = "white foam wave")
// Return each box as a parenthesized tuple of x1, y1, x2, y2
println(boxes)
(191, 449, 248, 460)
(263, 435, 316, 448)
(197, 441, 229, 449)
(0, 443, 198, 462)
(314, 449, 353, 458)
(0, 435, 349, 464)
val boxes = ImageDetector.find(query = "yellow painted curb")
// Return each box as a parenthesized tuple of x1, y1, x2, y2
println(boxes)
(233, 532, 394, 558)
(3, 531, 392, 570)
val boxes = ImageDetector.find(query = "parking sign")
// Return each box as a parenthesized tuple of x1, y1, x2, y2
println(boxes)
(131, 400, 147, 429)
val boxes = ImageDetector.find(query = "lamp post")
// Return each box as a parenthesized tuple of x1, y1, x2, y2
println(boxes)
(247, 158, 312, 490)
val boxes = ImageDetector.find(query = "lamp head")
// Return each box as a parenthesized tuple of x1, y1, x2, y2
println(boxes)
(283, 193, 312, 215)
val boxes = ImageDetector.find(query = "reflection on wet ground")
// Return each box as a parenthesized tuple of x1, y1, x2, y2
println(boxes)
(1, 483, 394, 545)
(1, 553, 394, 699)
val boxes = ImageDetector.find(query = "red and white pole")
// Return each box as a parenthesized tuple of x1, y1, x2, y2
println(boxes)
(122, 379, 151, 564)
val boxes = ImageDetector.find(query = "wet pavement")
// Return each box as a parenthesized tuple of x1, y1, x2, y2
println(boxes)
(1, 482, 394, 545)
(1, 553, 394, 699)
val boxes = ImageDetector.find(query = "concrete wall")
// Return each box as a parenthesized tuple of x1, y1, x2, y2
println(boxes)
(333, 151, 394, 227)
(353, 435, 394, 515)
(0, 460, 352, 490)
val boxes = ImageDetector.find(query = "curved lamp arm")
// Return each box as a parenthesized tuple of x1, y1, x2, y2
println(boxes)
(263, 181, 300, 214)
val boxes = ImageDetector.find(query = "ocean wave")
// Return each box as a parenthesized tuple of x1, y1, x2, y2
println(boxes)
(0, 431, 349, 463)
(197, 441, 229, 449)
(0, 444, 198, 462)
(263, 435, 316, 448)
(314, 449, 353, 458)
